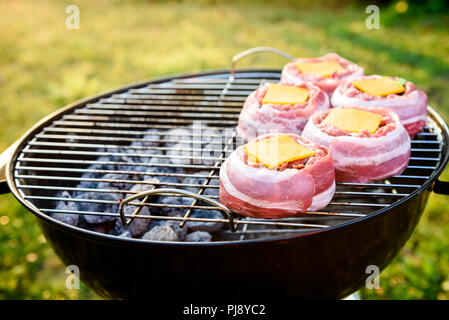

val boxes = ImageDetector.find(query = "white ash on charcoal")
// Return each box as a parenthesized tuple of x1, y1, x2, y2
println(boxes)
(162, 220, 188, 240)
(186, 231, 212, 242)
(142, 225, 178, 241)
(75, 189, 122, 224)
(51, 191, 79, 226)
(122, 179, 159, 237)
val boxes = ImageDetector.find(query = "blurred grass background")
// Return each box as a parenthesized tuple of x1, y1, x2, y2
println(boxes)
(1, 0, 449, 300)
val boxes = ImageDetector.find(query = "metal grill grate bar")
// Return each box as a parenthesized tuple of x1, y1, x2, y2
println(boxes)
(38, 208, 331, 229)
(13, 70, 446, 242)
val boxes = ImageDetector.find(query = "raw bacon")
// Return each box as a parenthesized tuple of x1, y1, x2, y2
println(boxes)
(331, 75, 427, 137)
(302, 106, 411, 183)
(219, 133, 335, 218)
(237, 82, 329, 142)
(280, 53, 364, 95)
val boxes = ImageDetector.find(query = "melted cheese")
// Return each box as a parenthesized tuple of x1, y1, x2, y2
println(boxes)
(295, 61, 344, 77)
(322, 108, 382, 134)
(262, 83, 309, 105)
(352, 77, 405, 96)
(244, 134, 316, 169)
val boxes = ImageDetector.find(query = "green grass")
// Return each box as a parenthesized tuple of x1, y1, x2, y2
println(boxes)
(1, 0, 449, 300)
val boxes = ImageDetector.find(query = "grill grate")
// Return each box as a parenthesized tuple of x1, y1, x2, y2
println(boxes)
(12, 70, 445, 242)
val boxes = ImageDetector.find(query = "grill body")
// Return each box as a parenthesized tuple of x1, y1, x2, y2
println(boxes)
(37, 189, 427, 299)
(4, 69, 449, 299)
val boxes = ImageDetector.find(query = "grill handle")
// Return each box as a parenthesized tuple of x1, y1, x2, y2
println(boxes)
(432, 179, 449, 195)
(221, 47, 295, 98)
(0, 142, 17, 194)
(118, 188, 237, 232)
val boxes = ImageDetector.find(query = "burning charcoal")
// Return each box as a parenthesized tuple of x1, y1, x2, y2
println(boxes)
(186, 231, 212, 242)
(51, 191, 79, 226)
(125, 179, 159, 237)
(188, 209, 224, 233)
(75, 190, 122, 224)
(142, 225, 178, 241)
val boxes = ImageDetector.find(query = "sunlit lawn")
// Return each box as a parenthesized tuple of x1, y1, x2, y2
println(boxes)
(0, 0, 449, 299)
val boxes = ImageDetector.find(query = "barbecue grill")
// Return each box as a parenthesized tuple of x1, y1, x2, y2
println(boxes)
(1, 48, 449, 300)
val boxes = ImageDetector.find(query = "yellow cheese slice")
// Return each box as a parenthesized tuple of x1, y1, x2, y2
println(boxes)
(295, 61, 344, 77)
(244, 134, 316, 169)
(322, 108, 383, 134)
(247, 154, 258, 164)
(352, 77, 405, 96)
(262, 83, 309, 105)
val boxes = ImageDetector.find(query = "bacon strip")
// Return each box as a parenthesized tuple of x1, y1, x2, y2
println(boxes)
(237, 82, 329, 142)
(331, 75, 427, 137)
(302, 106, 411, 183)
(280, 53, 364, 95)
(219, 134, 335, 218)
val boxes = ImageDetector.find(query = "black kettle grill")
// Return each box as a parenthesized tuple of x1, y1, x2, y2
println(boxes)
(1, 48, 449, 299)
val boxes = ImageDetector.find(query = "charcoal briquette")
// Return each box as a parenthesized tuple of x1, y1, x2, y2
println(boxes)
(142, 225, 178, 241)
(186, 231, 212, 242)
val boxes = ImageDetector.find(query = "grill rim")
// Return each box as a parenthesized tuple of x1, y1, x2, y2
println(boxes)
(5, 69, 449, 247)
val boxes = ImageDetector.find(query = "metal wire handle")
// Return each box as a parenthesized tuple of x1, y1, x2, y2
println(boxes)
(0, 141, 18, 194)
(118, 188, 236, 232)
(221, 47, 295, 98)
